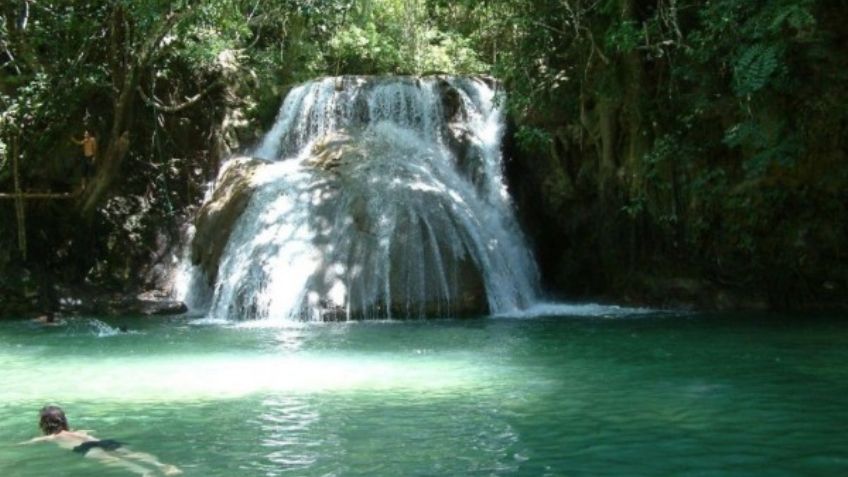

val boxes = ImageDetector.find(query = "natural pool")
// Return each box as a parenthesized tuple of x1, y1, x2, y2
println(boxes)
(1, 308, 847, 476)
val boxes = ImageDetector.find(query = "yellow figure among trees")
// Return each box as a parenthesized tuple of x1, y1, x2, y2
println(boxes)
(71, 130, 97, 190)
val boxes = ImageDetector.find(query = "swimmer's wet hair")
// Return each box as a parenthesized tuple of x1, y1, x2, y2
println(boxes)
(39, 405, 68, 435)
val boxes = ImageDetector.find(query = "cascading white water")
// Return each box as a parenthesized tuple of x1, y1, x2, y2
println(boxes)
(194, 76, 540, 321)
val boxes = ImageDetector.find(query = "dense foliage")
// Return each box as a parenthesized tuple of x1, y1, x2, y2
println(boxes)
(1, 0, 846, 312)
(473, 0, 848, 307)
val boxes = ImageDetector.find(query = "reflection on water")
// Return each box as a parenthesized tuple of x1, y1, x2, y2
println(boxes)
(257, 396, 325, 474)
(0, 350, 496, 403)
(252, 393, 523, 476)
(1, 313, 847, 476)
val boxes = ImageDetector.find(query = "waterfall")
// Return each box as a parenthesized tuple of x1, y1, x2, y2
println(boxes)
(193, 76, 540, 321)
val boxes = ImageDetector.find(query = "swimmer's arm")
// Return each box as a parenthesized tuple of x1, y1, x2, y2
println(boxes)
(18, 436, 53, 445)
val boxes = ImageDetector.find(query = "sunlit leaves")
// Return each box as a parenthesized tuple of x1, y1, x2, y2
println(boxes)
(322, 0, 485, 75)
(515, 125, 551, 154)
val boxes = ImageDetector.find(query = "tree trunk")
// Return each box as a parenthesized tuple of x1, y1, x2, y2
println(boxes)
(597, 99, 619, 200)
(79, 53, 138, 218)
(619, 0, 648, 197)
(77, 6, 187, 219)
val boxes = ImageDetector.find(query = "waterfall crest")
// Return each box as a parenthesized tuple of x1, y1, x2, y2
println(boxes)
(194, 76, 539, 320)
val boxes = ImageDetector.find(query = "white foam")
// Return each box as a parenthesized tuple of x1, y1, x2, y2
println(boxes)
(493, 302, 657, 319)
(204, 77, 539, 321)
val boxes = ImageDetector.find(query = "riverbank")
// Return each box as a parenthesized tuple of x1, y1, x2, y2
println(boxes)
(0, 281, 186, 319)
(3, 270, 847, 320)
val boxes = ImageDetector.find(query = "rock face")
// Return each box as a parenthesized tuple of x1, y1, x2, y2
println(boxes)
(191, 76, 538, 321)
(91, 292, 189, 316)
(438, 78, 489, 191)
(306, 130, 365, 171)
(309, 132, 488, 317)
(191, 157, 266, 284)
(200, 130, 490, 319)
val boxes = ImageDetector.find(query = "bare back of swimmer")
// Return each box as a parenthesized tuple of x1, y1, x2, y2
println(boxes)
(24, 406, 181, 476)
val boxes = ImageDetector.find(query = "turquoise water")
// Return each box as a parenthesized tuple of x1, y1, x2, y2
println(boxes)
(1, 311, 847, 476)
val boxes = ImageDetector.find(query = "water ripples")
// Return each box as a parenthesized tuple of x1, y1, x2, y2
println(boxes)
(1, 315, 848, 476)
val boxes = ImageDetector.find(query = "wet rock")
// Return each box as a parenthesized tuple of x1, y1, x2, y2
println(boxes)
(438, 79, 465, 123)
(436, 80, 489, 188)
(194, 77, 529, 320)
(293, 129, 490, 319)
(92, 297, 187, 317)
(67, 290, 188, 317)
(131, 298, 188, 316)
(473, 75, 499, 90)
(443, 121, 485, 187)
(131, 290, 189, 315)
(192, 157, 267, 284)
(387, 254, 487, 318)
(318, 303, 347, 321)
(307, 131, 365, 171)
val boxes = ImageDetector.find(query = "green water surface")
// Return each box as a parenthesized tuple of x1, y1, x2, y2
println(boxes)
(0, 311, 846, 476)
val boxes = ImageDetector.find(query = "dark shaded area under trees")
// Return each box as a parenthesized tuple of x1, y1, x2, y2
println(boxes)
(1, 0, 846, 317)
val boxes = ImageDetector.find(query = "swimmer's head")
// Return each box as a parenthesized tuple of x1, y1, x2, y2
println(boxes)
(39, 405, 68, 435)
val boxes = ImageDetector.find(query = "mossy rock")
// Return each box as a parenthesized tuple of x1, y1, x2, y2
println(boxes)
(191, 157, 267, 284)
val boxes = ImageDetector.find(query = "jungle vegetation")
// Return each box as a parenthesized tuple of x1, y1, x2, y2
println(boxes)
(1, 0, 846, 313)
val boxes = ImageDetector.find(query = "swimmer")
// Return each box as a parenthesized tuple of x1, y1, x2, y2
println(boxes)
(23, 406, 181, 476)
(32, 311, 64, 327)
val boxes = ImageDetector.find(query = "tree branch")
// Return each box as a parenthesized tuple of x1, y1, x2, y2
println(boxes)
(134, 9, 192, 71)
(0, 38, 22, 75)
(137, 80, 224, 113)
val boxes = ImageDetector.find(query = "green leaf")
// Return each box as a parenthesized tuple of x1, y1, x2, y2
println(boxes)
(733, 44, 780, 96)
